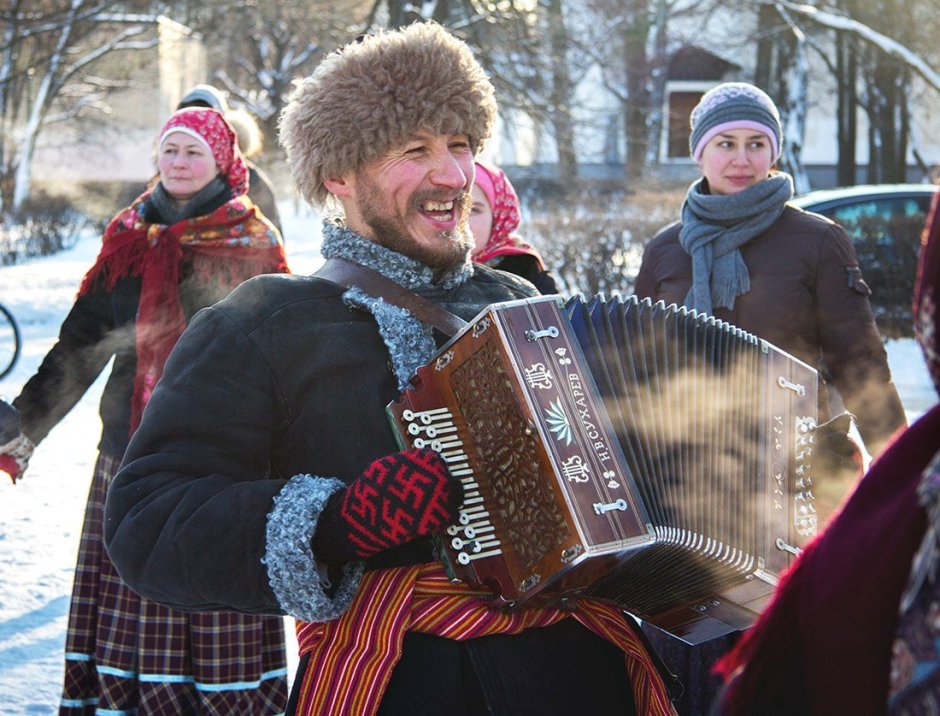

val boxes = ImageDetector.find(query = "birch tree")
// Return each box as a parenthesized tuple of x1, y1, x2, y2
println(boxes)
(768, 0, 940, 184)
(753, 2, 810, 192)
(0, 1, 156, 213)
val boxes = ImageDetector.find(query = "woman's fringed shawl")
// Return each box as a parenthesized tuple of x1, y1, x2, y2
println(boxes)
(78, 191, 288, 432)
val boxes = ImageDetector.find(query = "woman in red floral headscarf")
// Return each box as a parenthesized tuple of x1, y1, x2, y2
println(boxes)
(711, 190, 940, 715)
(470, 161, 559, 294)
(0, 107, 290, 714)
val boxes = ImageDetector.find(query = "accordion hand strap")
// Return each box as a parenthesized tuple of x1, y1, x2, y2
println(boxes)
(316, 257, 468, 338)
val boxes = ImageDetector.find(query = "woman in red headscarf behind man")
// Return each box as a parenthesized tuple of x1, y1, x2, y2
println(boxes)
(0, 107, 290, 714)
(469, 160, 559, 294)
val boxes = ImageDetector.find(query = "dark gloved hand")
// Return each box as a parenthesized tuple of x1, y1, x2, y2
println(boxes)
(313, 448, 463, 564)
(815, 412, 864, 476)
(0, 399, 33, 483)
(812, 412, 864, 523)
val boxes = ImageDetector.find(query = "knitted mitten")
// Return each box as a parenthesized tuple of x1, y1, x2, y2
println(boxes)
(0, 400, 33, 483)
(313, 448, 462, 564)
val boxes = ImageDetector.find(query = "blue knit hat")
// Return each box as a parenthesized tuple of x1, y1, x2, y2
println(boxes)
(689, 82, 783, 163)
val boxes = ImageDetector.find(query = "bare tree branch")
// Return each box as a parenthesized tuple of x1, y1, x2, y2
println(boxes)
(769, 0, 940, 91)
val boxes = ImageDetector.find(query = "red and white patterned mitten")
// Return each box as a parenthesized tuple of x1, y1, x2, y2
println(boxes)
(0, 432, 35, 484)
(313, 448, 462, 564)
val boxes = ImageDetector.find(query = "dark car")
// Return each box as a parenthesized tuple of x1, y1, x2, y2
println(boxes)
(792, 183, 938, 335)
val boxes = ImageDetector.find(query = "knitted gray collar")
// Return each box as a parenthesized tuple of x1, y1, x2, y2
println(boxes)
(319, 219, 473, 390)
(319, 219, 473, 291)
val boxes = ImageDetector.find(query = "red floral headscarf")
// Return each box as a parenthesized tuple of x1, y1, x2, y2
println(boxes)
(158, 107, 250, 197)
(471, 161, 546, 270)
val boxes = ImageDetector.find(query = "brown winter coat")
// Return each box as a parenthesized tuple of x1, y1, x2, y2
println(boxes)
(634, 204, 906, 457)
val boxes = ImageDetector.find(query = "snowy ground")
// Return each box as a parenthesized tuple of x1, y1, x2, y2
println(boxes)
(0, 202, 323, 713)
(0, 202, 936, 713)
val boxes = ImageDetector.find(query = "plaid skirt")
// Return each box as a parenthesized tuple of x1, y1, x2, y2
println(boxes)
(59, 452, 288, 715)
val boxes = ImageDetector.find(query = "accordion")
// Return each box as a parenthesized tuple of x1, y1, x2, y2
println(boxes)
(387, 294, 818, 640)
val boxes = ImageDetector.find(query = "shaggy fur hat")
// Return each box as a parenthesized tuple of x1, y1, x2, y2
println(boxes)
(279, 21, 497, 205)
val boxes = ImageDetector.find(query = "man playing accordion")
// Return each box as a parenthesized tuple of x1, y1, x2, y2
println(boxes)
(104, 21, 676, 716)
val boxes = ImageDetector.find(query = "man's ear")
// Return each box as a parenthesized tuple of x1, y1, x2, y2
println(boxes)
(323, 175, 353, 198)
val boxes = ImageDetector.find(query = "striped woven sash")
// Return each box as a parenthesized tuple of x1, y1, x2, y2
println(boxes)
(294, 562, 675, 715)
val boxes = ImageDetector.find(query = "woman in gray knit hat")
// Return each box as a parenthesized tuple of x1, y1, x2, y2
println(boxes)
(636, 82, 906, 519)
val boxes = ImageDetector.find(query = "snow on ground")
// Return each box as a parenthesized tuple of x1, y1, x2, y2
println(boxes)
(0, 202, 322, 713)
(0, 201, 936, 713)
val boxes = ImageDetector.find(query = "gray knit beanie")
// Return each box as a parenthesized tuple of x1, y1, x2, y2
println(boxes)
(689, 82, 783, 163)
(178, 84, 228, 113)
(279, 21, 497, 206)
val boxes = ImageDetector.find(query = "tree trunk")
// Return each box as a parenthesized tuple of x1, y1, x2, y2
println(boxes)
(12, 0, 80, 212)
(0, 0, 24, 214)
(547, 0, 577, 180)
(883, 66, 909, 182)
(12, 82, 52, 213)
(622, 0, 650, 184)
(754, 5, 809, 191)
(644, 0, 669, 167)
(781, 34, 810, 193)
(896, 68, 910, 181)
(863, 50, 910, 184)
(867, 110, 881, 183)
(836, 30, 858, 186)
(753, 3, 778, 89)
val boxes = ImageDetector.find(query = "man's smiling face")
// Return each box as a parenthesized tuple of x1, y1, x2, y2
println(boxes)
(341, 131, 476, 270)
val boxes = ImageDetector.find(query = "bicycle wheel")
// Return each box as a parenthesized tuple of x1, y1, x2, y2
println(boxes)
(0, 303, 21, 381)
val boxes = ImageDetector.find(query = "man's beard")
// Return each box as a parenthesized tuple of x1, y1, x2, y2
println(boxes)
(357, 178, 474, 271)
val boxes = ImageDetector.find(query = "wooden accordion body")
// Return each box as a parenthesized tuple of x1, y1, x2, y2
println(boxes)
(387, 294, 818, 641)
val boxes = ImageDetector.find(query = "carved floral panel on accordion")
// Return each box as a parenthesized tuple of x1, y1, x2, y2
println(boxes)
(388, 296, 654, 605)
(387, 295, 818, 635)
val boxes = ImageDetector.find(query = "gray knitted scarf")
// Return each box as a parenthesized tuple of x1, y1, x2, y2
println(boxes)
(150, 177, 229, 225)
(320, 219, 473, 389)
(679, 172, 793, 314)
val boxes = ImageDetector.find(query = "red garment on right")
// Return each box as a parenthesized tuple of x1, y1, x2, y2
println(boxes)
(713, 191, 940, 714)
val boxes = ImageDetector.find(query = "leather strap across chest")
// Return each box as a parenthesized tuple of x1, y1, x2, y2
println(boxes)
(316, 257, 468, 338)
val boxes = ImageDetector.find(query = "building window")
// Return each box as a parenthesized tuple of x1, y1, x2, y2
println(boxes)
(666, 91, 703, 159)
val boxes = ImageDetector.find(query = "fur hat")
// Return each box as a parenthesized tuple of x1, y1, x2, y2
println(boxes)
(689, 82, 783, 163)
(225, 108, 264, 159)
(279, 21, 497, 205)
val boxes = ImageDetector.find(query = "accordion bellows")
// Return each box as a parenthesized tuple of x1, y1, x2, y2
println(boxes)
(387, 295, 817, 643)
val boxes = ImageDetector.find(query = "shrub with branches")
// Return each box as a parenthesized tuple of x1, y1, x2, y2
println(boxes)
(523, 186, 685, 297)
(0, 192, 89, 266)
